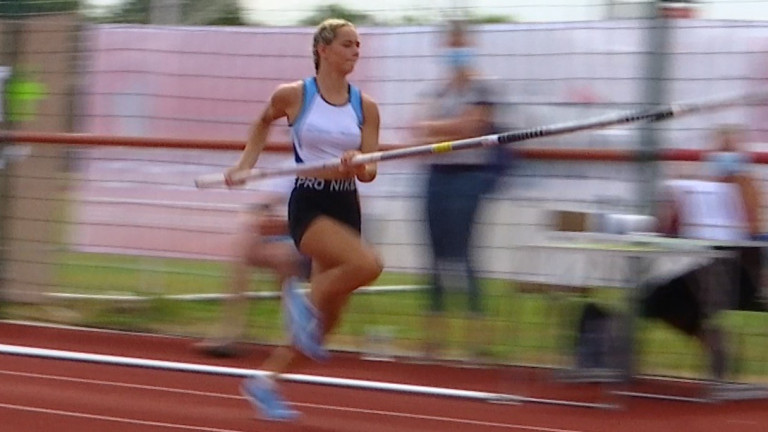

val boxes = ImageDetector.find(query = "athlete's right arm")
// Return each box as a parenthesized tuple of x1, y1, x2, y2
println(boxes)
(225, 82, 301, 186)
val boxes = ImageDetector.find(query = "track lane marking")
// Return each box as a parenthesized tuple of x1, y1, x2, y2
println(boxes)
(0, 402, 243, 432)
(0, 369, 586, 432)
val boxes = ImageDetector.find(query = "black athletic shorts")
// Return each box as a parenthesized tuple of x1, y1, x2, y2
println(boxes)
(641, 245, 765, 335)
(641, 272, 704, 336)
(288, 177, 361, 249)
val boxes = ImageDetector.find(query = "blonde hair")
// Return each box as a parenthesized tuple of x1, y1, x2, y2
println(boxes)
(312, 18, 354, 72)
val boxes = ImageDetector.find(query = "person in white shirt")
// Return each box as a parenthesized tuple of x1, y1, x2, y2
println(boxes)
(577, 125, 764, 381)
(223, 18, 383, 421)
(640, 125, 765, 380)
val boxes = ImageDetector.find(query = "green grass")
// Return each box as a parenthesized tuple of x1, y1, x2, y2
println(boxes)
(5, 251, 768, 380)
(57, 253, 228, 296)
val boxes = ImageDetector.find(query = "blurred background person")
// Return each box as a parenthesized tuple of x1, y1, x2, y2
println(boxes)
(577, 123, 765, 383)
(702, 124, 764, 311)
(414, 19, 509, 362)
(707, 124, 762, 239)
(195, 175, 310, 358)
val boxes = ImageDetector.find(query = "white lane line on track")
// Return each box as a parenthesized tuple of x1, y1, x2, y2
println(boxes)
(295, 402, 583, 432)
(0, 403, 243, 432)
(0, 370, 240, 399)
(0, 370, 586, 432)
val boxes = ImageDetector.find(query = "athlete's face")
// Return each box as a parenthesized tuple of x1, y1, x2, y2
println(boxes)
(319, 26, 360, 75)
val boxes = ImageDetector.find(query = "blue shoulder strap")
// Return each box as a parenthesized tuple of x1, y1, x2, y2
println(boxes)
(349, 84, 364, 126)
(292, 77, 318, 130)
(291, 77, 318, 164)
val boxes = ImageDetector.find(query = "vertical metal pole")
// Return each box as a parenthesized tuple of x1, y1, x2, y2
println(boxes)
(620, 0, 672, 383)
(64, 14, 84, 173)
(639, 1, 670, 216)
(0, 15, 22, 315)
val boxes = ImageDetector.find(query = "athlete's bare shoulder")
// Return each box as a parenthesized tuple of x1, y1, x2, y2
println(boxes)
(266, 81, 305, 120)
(272, 81, 303, 105)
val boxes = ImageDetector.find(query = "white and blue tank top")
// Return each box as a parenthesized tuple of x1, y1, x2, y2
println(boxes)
(290, 77, 364, 164)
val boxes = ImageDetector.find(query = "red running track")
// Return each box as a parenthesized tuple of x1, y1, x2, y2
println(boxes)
(1, 321, 766, 432)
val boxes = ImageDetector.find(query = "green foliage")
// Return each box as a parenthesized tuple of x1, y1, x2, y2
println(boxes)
(98, 0, 246, 26)
(468, 14, 516, 24)
(0, 0, 80, 17)
(296, 4, 515, 27)
(3, 67, 48, 122)
(200, 2, 245, 26)
(100, 0, 150, 24)
(398, 15, 431, 25)
(299, 3, 376, 26)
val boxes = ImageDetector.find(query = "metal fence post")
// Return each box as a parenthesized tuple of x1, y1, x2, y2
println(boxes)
(0, 15, 21, 316)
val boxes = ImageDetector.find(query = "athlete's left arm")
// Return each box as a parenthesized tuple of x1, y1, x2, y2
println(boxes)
(356, 94, 380, 182)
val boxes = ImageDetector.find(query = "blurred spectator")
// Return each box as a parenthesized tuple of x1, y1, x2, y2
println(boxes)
(195, 176, 309, 357)
(414, 20, 508, 361)
(578, 124, 765, 381)
(701, 124, 764, 312)
(706, 124, 761, 238)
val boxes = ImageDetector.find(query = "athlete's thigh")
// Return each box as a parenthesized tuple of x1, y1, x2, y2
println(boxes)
(299, 216, 375, 269)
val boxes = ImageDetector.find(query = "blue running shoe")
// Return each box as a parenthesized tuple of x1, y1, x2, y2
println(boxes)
(283, 277, 329, 362)
(240, 375, 299, 422)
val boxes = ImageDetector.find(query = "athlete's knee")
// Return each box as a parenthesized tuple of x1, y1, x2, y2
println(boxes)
(371, 253, 384, 279)
(352, 251, 383, 285)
